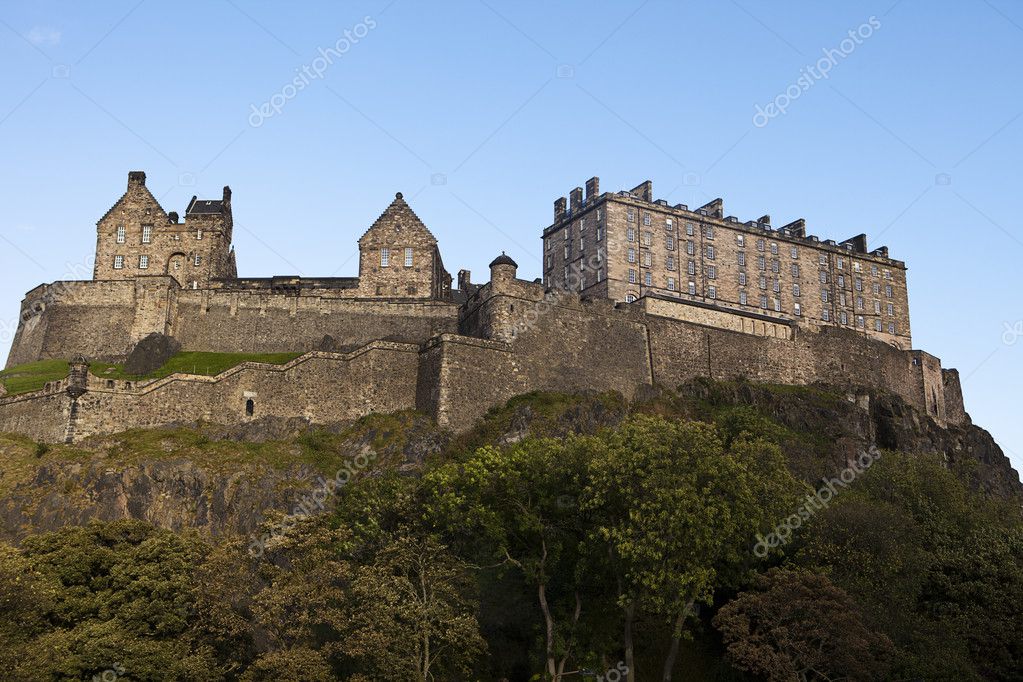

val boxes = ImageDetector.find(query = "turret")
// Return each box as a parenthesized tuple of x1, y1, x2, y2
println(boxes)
(489, 252, 518, 290)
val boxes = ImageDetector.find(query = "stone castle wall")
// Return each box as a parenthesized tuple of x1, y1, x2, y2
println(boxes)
(1, 270, 968, 443)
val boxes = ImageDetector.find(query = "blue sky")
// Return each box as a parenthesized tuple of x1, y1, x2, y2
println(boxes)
(1, 0, 1020, 472)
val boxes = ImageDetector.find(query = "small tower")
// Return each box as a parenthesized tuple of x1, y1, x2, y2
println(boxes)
(66, 355, 90, 399)
(489, 252, 518, 292)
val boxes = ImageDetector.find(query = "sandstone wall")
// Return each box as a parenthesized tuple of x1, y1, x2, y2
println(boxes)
(0, 389, 72, 443)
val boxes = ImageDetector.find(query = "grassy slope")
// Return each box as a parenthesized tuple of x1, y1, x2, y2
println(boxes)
(0, 352, 303, 396)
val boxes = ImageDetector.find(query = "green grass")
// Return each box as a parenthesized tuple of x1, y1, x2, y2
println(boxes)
(1, 352, 304, 396)
(90, 351, 303, 381)
(0, 359, 70, 395)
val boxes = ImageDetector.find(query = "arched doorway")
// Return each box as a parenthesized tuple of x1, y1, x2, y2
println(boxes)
(166, 252, 187, 286)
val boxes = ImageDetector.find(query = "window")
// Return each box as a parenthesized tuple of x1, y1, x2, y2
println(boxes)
(821, 290, 829, 303)
(883, 269, 891, 279)
(707, 266, 717, 279)
(706, 245, 715, 260)
(791, 263, 800, 278)
(597, 268, 604, 282)
(666, 218, 673, 231)
(547, 254, 552, 269)
(687, 261, 696, 275)
(565, 244, 570, 259)
(873, 283, 881, 295)
(771, 260, 779, 273)
(773, 280, 780, 293)
(686, 223, 694, 236)
(738, 252, 746, 267)
(822, 309, 831, 321)
(774, 299, 781, 312)
(838, 275, 845, 288)
(686, 241, 695, 256)
(837, 257, 845, 270)
(758, 256, 766, 271)
(737, 234, 745, 247)
(759, 275, 767, 290)
(708, 286, 717, 299)
(403, 247, 413, 267)
(628, 248, 636, 263)
(770, 242, 778, 255)
(643, 232, 652, 246)
(194, 254, 202, 266)
(705, 225, 715, 239)
(196, 229, 203, 240)
(871, 264, 879, 276)
(855, 277, 863, 291)
(246, 399, 255, 417)
(380, 248, 390, 267)
(116, 225, 125, 244)
(596, 226, 603, 241)
(840, 311, 849, 325)
(667, 256, 676, 271)
(840, 293, 847, 307)
(666, 236, 675, 251)
(886, 285, 893, 298)
(887, 303, 894, 316)
(856, 296, 864, 310)
(857, 315, 865, 328)
(627, 227, 636, 242)
(819, 253, 828, 265)
(757, 238, 765, 252)
(141, 225, 152, 244)
(794, 302, 802, 316)
(793, 283, 801, 297)
(644, 271, 653, 286)
(667, 277, 676, 291)
(874, 301, 881, 314)
(139, 255, 149, 269)
(791, 246, 798, 259)
(760, 295, 768, 309)
(688, 281, 697, 295)
(739, 290, 748, 305)
(626, 293, 636, 303)
(875, 319, 883, 332)
(628, 269, 637, 284)
(643, 252, 652, 267)
(853, 261, 862, 272)
(739, 272, 747, 286)
(113, 255, 124, 269)
(643, 213, 651, 226)
(580, 236, 585, 252)
(888, 322, 896, 334)
(819, 271, 828, 284)
(627, 209, 635, 222)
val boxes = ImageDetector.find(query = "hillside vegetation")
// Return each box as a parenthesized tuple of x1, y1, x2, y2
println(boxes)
(0, 382, 1020, 681)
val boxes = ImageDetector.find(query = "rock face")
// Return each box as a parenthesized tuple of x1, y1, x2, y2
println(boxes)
(124, 333, 182, 375)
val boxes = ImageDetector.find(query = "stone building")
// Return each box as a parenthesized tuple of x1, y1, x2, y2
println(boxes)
(542, 178, 912, 349)
(0, 171, 966, 443)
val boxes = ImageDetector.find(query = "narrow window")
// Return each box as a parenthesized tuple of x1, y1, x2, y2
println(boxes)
(667, 277, 676, 291)
(644, 271, 652, 286)
(404, 247, 414, 267)
(794, 302, 802, 316)
(686, 222, 694, 236)
(688, 281, 696, 295)
(380, 248, 390, 267)
(113, 255, 124, 269)
(738, 252, 746, 267)
(823, 309, 831, 321)
(141, 225, 152, 244)
(245, 399, 255, 416)
(687, 261, 696, 275)
(116, 225, 125, 243)
(739, 272, 747, 286)
(706, 245, 715, 260)
(643, 251, 651, 267)
(739, 291, 748, 305)
(138, 255, 149, 269)
(628, 269, 637, 284)
(667, 256, 675, 271)
(194, 254, 202, 266)
(793, 283, 801, 297)
(708, 285, 717, 299)
(628, 248, 636, 264)
(197, 229, 203, 240)
(737, 234, 745, 247)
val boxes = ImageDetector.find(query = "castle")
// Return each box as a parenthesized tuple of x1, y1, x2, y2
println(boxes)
(0, 172, 964, 443)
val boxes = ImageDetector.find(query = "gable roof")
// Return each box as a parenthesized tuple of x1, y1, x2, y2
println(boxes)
(96, 181, 168, 225)
(358, 192, 438, 245)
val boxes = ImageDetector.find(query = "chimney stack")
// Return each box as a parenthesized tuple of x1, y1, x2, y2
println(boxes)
(569, 187, 583, 212)
(585, 177, 600, 202)
(457, 269, 472, 292)
(554, 197, 567, 221)
(168, 212, 179, 224)
(127, 171, 146, 188)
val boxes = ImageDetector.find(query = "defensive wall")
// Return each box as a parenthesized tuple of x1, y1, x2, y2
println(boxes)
(0, 265, 967, 443)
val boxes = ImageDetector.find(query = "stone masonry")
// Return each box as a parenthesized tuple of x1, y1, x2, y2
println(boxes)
(0, 172, 968, 442)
